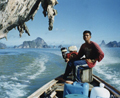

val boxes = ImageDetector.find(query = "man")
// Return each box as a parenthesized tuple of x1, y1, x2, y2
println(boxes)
(63, 30, 104, 82)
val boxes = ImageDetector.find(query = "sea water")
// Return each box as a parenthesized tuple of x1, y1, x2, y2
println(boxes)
(0, 48, 120, 98)
(94, 47, 120, 90)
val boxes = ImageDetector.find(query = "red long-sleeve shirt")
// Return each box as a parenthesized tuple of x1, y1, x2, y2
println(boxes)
(76, 41, 104, 68)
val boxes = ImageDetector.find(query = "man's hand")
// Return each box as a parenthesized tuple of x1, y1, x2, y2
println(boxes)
(86, 59, 96, 63)
(65, 58, 69, 63)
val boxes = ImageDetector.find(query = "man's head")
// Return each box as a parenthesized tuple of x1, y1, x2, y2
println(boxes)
(83, 30, 91, 43)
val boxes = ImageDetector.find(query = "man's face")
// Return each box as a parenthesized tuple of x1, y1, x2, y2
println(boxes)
(83, 33, 91, 42)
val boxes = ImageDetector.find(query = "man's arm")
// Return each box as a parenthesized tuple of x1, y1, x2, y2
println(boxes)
(93, 42, 104, 62)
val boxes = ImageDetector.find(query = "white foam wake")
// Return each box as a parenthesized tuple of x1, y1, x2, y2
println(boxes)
(0, 55, 47, 98)
(94, 55, 120, 90)
(27, 57, 47, 79)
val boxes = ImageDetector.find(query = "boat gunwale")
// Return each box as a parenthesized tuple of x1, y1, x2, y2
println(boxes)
(93, 74, 120, 97)
(27, 79, 58, 98)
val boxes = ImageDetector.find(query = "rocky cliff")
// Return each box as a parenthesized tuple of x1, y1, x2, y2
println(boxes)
(0, 0, 58, 39)
(106, 41, 120, 47)
(100, 40, 106, 47)
(14, 37, 49, 48)
(100, 40, 120, 47)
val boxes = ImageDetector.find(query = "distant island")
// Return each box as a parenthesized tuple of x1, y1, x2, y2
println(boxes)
(14, 37, 49, 49)
(0, 38, 120, 49)
(0, 42, 7, 49)
(100, 40, 120, 47)
(0, 37, 63, 49)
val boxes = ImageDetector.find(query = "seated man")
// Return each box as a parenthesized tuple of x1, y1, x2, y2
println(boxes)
(63, 30, 104, 82)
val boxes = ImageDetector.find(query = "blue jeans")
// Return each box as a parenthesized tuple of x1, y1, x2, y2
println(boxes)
(74, 60, 89, 82)
(63, 60, 89, 82)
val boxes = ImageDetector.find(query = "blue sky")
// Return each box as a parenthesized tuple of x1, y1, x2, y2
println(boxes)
(1, 0, 120, 46)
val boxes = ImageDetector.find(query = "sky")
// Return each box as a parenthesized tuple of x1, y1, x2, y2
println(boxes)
(1, 0, 120, 47)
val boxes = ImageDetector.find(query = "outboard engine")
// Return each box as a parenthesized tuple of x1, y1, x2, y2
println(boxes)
(61, 46, 77, 60)
(68, 46, 77, 52)
(61, 47, 67, 59)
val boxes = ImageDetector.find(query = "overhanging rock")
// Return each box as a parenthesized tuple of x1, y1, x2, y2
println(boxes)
(0, 0, 58, 39)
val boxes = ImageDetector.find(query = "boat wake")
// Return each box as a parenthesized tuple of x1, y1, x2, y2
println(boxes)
(0, 55, 47, 98)
(94, 51, 120, 91)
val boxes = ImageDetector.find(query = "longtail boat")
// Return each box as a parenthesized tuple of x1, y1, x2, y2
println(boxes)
(28, 73, 120, 98)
